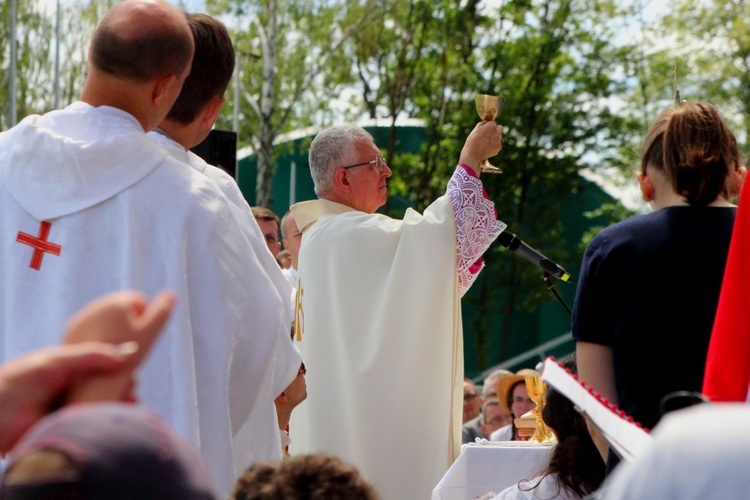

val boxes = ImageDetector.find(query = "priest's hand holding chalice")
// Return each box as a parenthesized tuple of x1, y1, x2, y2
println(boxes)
(475, 93, 506, 174)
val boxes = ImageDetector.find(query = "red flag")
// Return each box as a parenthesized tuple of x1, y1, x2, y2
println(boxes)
(703, 179, 750, 402)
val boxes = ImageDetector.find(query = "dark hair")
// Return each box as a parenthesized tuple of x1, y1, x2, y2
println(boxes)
(90, 7, 193, 82)
(505, 380, 525, 441)
(232, 453, 378, 499)
(522, 354, 605, 497)
(166, 13, 235, 124)
(663, 102, 738, 205)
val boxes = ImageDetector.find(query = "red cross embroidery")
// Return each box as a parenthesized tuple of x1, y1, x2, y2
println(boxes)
(16, 221, 62, 270)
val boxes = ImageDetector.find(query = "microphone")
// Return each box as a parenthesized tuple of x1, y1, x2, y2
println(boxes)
(497, 230, 572, 282)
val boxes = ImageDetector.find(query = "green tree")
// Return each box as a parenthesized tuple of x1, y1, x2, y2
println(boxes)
(1, 1, 54, 128)
(471, 0, 640, 369)
(654, 0, 750, 139)
(1, 1, 112, 130)
(611, 0, 750, 177)
(210, 0, 379, 207)
(343, 0, 639, 371)
(342, 0, 485, 213)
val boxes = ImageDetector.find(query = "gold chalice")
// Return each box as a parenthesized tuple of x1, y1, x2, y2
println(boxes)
(524, 375, 556, 443)
(475, 93, 506, 174)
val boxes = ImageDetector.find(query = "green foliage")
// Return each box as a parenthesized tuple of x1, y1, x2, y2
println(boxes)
(1, 2, 52, 127)
(662, 0, 750, 139)
(213, 0, 377, 140)
(0, 1, 112, 129)
(466, 0, 638, 365)
(211, 0, 381, 205)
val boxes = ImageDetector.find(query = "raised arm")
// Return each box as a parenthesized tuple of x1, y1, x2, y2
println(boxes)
(447, 122, 506, 296)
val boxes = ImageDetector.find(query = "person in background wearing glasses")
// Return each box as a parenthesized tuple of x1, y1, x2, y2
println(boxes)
(463, 379, 484, 423)
(462, 379, 488, 444)
(480, 399, 513, 438)
(490, 368, 539, 442)
(288, 121, 504, 500)
(463, 369, 514, 444)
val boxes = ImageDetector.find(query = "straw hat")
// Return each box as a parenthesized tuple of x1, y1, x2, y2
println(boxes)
(497, 368, 542, 415)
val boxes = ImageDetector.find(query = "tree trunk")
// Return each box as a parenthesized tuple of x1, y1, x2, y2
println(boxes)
(255, 0, 277, 208)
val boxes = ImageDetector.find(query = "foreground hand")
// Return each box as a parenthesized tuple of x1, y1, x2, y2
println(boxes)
(62, 290, 176, 403)
(0, 342, 140, 452)
(459, 121, 504, 175)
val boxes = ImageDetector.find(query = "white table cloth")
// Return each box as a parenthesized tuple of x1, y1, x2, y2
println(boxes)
(432, 441, 554, 500)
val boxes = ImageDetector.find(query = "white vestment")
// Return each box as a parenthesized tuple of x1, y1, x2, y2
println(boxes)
(147, 130, 302, 475)
(291, 181, 498, 500)
(600, 404, 750, 500)
(491, 473, 578, 500)
(0, 103, 294, 494)
(281, 266, 299, 325)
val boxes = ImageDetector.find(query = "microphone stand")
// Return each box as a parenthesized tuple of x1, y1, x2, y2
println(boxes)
(541, 271, 572, 316)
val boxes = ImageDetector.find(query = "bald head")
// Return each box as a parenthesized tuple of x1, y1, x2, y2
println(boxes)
(90, 0, 193, 82)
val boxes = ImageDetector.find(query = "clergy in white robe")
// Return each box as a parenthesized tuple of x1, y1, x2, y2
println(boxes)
(0, 101, 292, 493)
(144, 10, 302, 478)
(149, 129, 302, 472)
(289, 123, 505, 499)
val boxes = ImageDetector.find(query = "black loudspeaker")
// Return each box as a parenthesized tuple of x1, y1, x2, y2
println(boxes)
(190, 129, 237, 179)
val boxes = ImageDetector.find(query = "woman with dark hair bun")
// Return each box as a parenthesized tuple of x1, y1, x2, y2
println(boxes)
(572, 102, 746, 474)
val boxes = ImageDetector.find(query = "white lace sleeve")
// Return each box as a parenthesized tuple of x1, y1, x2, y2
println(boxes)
(447, 166, 506, 296)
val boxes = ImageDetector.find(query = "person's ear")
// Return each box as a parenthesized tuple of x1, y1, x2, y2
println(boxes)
(333, 168, 352, 194)
(152, 74, 178, 106)
(730, 165, 747, 198)
(637, 169, 655, 202)
(201, 96, 225, 129)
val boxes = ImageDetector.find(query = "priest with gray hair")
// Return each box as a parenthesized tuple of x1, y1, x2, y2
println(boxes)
(289, 121, 506, 499)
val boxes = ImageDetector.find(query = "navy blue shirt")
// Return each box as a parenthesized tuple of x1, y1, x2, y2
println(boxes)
(572, 206, 736, 431)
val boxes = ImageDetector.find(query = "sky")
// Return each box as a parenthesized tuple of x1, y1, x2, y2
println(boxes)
(173, 0, 206, 10)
